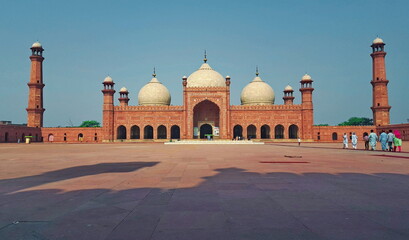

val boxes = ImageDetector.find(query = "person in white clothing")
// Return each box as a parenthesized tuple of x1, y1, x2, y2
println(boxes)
(343, 133, 348, 149)
(351, 132, 358, 149)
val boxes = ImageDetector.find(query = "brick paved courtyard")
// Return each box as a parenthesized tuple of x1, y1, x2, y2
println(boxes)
(0, 142, 408, 240)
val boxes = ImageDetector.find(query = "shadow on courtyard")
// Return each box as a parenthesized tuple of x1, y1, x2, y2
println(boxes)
(0, 162, 159, 194)
(1, 166, 409, 239)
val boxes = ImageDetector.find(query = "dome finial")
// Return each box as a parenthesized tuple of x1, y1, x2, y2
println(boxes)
(204, 50, 207, 63)
(256, 66, 259, 76)
(152, 67, 156, 77)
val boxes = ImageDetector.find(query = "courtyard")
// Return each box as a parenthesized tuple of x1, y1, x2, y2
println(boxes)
(0, 142, 408, 240)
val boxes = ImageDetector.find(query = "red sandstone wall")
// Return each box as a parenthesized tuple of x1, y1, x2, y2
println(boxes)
(230, 105, 303, 139)
(313, 126, 374, 142)
(0, 125, 42, 143)
(377, 124, 409, 141)
(113, 106, 184, 140)
(41, 127, 102, 143)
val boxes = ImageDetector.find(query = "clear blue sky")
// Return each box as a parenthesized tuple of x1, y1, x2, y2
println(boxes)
(1, 0, 408, 126)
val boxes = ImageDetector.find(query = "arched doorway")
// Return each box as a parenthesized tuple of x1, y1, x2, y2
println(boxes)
(247, 125, 256, 139)
(261, 125, 270, 139)
(200, 124, 213, 139)
(4, 132, 8, 142)
(48, 134, 54, 142)
(275, 125, 284, 139)
(171, 125, 180, 139)
(332, 132, 338, 140)
(233, 125, 243, 139)
(130, 125, 140, 139)
(193, 100, 220, 139)
(78, 133, 84, 142)
(117, 125, 126, 139)
(144, 125, 153, 139)
(289, 124, 298, 139)
(157, 125, 167, 139)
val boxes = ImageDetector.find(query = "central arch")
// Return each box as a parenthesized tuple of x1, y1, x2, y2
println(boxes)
(200, 124, 213, 139)
(193, 100, 220, 139)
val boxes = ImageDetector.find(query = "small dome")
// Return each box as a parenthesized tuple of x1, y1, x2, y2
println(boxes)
(119, 87, 128, 93)
(187, 63, 226, 87)
(302, 74, 312, 80)
(103, 76, 113, 83)
(138, 77, 171, 106)
(284, 85, 293, 91)
(32, 41, 42, 48)
(226, 75, 230, 78)
(240, 76, 275, 105)
(373, 37, 384, 44)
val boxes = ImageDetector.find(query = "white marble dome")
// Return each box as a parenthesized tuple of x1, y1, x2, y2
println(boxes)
(138, 77, 171, 106)
(240, 76, 275, 105)
(284, 85, 293, 91)
(103, 76, 113, 83)
(187, 63, 226, 87)
(32, 41, 42, 48)
(119, 87, 128, 93)
(373, 37, 384, 44)
(302, 74, 312, 80)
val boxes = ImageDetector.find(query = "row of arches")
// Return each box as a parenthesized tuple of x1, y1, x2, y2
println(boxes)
(233, 124, 299, 139)
(1, 132, 39, 143)
(117, 125, 180, 140)
(47, 133, 98, 142)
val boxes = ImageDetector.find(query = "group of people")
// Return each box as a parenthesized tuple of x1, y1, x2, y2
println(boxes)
(343, 130, 403, 152)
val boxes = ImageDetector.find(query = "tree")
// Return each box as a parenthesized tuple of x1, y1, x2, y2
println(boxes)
(338, 117, 373, 126)
(79, 120, 101, 128)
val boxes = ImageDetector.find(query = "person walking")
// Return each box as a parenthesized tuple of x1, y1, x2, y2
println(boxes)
(351, 132, 358, 149)
(368, 130, 378, 151)
(343, 133, 348, 149)
(393, 130, 402, 152)
(363, 133, 369, 150)
(387, 130, 394, 152)
(379, 130, 388, 151)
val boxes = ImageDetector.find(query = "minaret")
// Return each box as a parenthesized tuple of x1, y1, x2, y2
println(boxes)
(283, 85, 294, 105)
(370, 37, 391, 126)
(26, 41, 45, 127)
(118, 87, 129, 106)
(102, 76, 115, 141)
(300, 74, 314, 140)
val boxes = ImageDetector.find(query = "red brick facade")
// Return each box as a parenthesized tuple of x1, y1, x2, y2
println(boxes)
(1, 40, 407, 143)
(0, 125, 41, 143)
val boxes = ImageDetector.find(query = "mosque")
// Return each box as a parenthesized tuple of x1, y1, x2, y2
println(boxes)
(0, 38, 408, 143)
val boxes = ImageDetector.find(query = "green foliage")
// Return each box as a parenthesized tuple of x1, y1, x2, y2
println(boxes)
(338, 117, 373, 126)
(79, 120, 101, 128)
(314, 124, 329, 126)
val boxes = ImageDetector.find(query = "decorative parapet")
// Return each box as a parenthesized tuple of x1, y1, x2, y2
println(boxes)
(230, 104, 302, 111)
(114, 105, 184, 111)
(185, 87, 229, 92)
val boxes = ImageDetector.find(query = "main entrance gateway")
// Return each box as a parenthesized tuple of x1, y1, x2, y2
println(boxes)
(193, 100, 220, 139)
